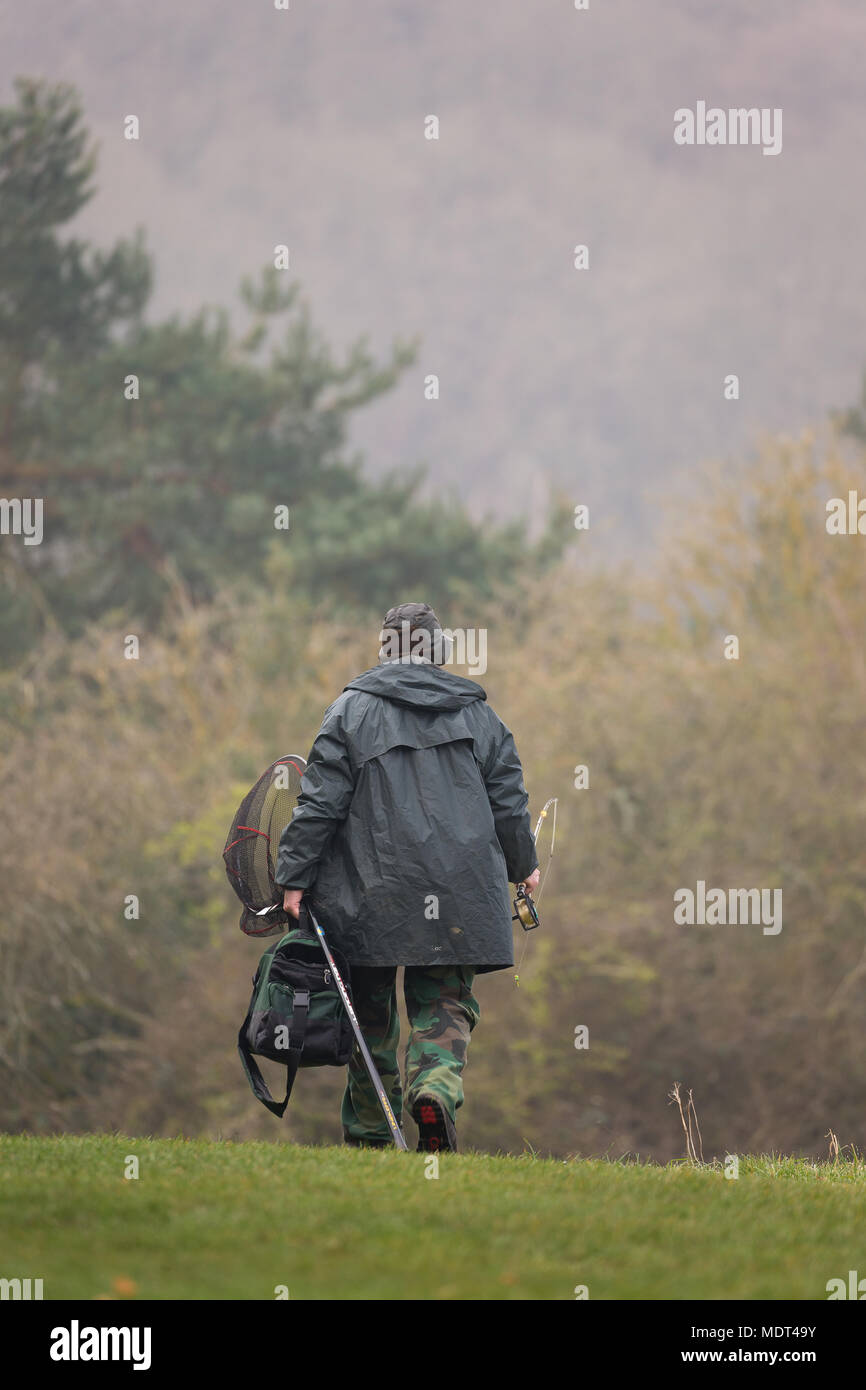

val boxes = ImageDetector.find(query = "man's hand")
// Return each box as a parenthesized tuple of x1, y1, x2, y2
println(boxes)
(282, 888, 303, 919)
(520, 868, 541, 895)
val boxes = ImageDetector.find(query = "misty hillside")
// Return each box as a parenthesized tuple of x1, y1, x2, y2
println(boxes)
(4, 0, 865, 548)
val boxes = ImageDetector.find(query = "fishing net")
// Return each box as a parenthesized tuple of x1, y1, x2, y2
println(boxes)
(223, 754, 306, 937)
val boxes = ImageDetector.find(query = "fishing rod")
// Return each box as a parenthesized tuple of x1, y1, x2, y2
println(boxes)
(305, 905, 409, 1151)
(512, 796, 558, 985)
(260, 895, 409, 1148)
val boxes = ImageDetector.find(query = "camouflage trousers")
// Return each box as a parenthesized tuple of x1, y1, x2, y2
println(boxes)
(341, 965, 480, 1145)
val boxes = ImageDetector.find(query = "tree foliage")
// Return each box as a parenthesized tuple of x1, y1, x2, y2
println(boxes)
(0, 79, 557, 663)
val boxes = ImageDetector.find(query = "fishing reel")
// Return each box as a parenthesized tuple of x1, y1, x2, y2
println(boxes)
(512, 883, 540, 932)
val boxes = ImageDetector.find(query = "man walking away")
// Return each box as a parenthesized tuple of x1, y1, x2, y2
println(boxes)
(275, 602, 539, 1152)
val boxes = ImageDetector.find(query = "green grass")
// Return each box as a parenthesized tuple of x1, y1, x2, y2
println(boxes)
(1, 1135, 864, 1300)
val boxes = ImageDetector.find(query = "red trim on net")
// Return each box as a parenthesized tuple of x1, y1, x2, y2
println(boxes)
(242, 916, 286, 937)
(268, 756, 306, 784)
(224, 829, 267, 855)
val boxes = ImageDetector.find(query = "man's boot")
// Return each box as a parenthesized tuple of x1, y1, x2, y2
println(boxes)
(411, 1094, 458, 1153)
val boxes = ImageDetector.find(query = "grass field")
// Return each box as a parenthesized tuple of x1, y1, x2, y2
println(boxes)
(1, 1135, 864, 1300)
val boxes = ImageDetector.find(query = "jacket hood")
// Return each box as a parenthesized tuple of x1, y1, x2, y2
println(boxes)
(344, 663, 487, 711)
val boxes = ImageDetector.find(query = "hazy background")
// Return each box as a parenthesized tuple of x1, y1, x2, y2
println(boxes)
(4, 0, 866, 539)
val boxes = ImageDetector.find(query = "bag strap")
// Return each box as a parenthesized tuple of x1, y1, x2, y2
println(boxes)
(237, 987, 311, 1118)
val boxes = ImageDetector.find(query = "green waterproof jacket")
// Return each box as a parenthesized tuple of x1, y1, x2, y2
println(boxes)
(274, 662, 538, 972)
